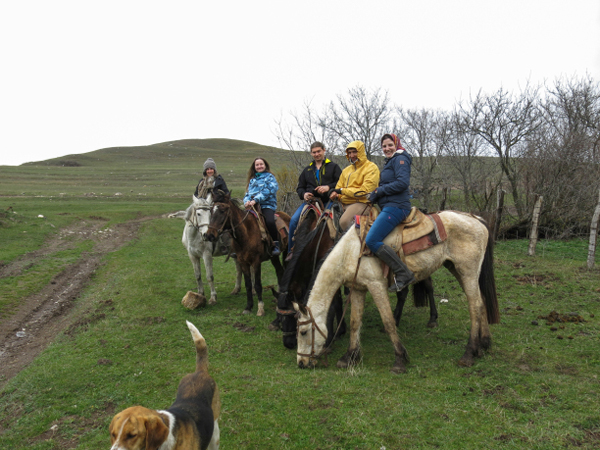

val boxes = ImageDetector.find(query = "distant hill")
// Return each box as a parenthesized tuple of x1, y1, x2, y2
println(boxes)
(23, 138, 290, 169)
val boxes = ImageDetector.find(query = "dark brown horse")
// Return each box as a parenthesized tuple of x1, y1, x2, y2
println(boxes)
(272, 204, 347, 349)
(205, 195, 289, 316)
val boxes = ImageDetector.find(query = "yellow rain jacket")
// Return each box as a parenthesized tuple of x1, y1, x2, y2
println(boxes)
(335, 140, 380, 205)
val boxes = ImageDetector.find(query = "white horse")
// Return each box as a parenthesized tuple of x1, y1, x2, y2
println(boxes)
(295, 210, 499, 374)
(171, 194, 242, 305)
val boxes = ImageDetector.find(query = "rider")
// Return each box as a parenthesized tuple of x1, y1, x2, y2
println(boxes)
(243, 157, 281, 256)
(194, 158, 229, 202)
(329, 140, 380, 231)
(287, 142, 342, 259)
(365, 133, 415, 292)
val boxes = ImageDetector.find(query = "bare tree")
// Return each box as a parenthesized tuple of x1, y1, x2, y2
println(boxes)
(274, 86, 394, 166)
(446, 109, 502, 212)
(399, 108, 450, 211)
(521, 76, 600, 237)
(460, 86, 541, 220)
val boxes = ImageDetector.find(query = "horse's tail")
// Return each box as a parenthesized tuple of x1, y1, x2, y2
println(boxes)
(412, 277, 433, 308)
(479, 221, 500, 324)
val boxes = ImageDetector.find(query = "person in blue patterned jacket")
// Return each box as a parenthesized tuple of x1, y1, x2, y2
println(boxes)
(243, 157, 281, 256)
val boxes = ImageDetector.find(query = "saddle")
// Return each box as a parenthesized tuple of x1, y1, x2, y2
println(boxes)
(358, 207, 448, 258)
(247, 206, 289, 247)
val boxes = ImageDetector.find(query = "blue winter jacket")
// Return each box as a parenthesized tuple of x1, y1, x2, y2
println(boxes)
(375, 150, 412, 210)
(243, 172, 279, 210)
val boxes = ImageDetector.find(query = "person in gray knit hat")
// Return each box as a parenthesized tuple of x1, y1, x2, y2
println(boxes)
(194, 158, 230, 202)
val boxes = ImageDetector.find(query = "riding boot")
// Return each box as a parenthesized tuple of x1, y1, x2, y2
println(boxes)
(272, 241, 281, 256)
(374, 244, 415, 292)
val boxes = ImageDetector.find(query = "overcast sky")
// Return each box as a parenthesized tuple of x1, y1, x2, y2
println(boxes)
(1, 0, 599, 166)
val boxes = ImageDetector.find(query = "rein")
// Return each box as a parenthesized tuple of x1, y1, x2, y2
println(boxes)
(206, 203, 251, 239)
(296, 304, 329, 365)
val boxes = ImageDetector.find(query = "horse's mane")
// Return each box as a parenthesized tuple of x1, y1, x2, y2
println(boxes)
(301, 243, 336, 304)
(277, 209, 325, 299)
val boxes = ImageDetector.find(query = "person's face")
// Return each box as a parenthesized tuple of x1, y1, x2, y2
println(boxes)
(347, 148, 358, 163)
(382, 138, 396, 158)
(254, 159, 266, 173)
(206, 168, 215, 177)
(311, 147, 325, 162)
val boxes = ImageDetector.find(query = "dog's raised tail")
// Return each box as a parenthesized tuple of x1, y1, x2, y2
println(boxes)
(186, 320, 209, 373)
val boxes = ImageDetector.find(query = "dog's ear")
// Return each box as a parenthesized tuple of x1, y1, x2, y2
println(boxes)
(145, 415, 169, 450)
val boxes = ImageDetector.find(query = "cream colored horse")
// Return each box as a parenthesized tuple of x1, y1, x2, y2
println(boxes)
(295, 211, 499, 374)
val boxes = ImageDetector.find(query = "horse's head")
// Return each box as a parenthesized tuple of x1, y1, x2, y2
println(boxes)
(277, 292, 298, 349)
(294, 302, 328, 369)
(189, 196, 212, 235)
(204, 195, 233, 242)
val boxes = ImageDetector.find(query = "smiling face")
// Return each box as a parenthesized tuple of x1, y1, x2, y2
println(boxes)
(382, 138, 396, 158)
(311, 146, 325, 163)
(254, 159, 266, 173)
(346, 148, 358, 163)
(205, 167, 215, 177)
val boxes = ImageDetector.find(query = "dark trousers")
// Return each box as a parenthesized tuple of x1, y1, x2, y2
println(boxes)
(262, 208, 279, 242)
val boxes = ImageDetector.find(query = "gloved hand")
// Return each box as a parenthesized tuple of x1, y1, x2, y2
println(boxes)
(366, 190, 380, 203)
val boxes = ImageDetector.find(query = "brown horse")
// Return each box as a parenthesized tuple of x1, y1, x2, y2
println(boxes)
(205, 195, 289, 316)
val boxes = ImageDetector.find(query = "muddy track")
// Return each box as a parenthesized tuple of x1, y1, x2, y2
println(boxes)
(0, 218, 152, 389)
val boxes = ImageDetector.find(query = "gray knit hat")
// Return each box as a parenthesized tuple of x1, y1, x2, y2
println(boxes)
(203, 158, 217, 173)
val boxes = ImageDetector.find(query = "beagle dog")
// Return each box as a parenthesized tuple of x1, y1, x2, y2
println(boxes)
(109, 321, 220, 450)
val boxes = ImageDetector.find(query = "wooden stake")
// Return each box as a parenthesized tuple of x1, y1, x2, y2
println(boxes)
(587, 188, 600, 270)
(528, 194, 543, 256)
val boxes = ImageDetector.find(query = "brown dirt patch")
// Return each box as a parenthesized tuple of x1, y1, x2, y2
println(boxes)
(0, 218, 150, 390)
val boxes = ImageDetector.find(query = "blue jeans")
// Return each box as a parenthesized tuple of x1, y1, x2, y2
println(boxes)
(365, 207, 411, 253)
(288, 203, 306, 252)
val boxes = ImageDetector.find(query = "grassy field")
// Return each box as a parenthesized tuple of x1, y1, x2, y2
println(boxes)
(0, 140, 599, 449)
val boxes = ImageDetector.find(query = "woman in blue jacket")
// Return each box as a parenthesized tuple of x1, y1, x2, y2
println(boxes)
(243, 157, 281, 256)
(365, 134, 415, 292)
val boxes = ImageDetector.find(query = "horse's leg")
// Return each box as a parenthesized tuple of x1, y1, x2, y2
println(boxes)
(270, 255, 284, 288)
(202, 245, 217, 306)
(393, 288, 409, 326)
(369, 281, 409, 374)
(231, 259, 242, 295)
(254, 263, 265, 316)
(189, 252, 205, 299)
(448, 268, 491, 367)
(424, 277, 438, 328)
(241, 265, 254, 315)
(333, 289, 347, 338)
(337, 289, 365, 369)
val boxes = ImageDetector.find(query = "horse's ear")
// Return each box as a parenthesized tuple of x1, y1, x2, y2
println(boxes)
(292, 302, 307, 315)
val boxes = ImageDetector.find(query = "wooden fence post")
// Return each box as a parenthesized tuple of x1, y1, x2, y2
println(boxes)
(528, 194, 543, 256)
(587, 188, 600, 270)
(493, 189, 505, 242)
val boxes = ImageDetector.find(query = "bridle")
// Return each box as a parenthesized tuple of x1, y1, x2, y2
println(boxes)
(190, 204, 212, 231)
(276, 300, 298, 337)
(296, 304, 328, 364)
(206, 203, 251, 239)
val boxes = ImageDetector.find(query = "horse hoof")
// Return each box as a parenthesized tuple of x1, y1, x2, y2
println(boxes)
(230, 288, 240, 295)
(458, 356, 474, 367)
(427, 321, 438, 329)
(242, 309, 251, 315)
(336, 359, 349, 369)
(390, 364, 407, 374)
(257, 310, 265, 317)
(208, 298, 217, 306)
(268, 322, 280, 331)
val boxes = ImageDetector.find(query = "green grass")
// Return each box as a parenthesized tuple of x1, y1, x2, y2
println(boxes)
(0, 141, 599, 449)
(0, 216, 598, 449)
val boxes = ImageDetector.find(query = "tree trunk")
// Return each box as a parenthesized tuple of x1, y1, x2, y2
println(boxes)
(492, 189, 505, 241)
(439, 187, 448, 211)
(528, 195, 543, 256)
(587, 188, 600, 270)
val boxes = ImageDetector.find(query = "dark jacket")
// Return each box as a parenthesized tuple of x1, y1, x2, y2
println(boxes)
(296, 159, 342, 203)
(375, 150, 412, 210)
(195, 174, 229, 202)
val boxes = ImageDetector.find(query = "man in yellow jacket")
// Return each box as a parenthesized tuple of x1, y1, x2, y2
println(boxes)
(330, 140, 380, 230)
